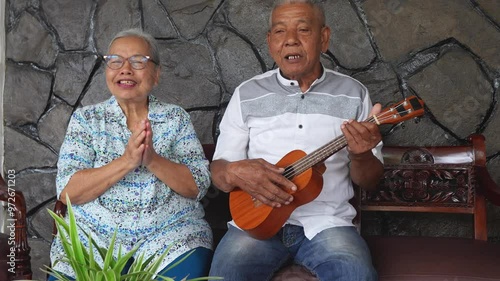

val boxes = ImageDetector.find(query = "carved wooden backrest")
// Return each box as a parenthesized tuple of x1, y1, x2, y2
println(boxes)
(360, 134, 488, 240)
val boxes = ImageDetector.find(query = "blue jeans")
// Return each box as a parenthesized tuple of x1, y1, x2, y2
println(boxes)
(47, 247, 212, 281)
(209, 224, 377, 281)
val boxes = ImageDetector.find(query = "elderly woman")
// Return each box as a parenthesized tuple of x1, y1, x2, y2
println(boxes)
(49, 28, 213, 280)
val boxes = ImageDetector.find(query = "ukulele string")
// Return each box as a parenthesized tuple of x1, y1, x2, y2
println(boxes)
(284, 104, 412, 178)
(282, 102, 412, 179)
(283, 115, 376, 178)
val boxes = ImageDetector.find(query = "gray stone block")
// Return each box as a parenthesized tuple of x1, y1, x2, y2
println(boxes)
(160, 0, 222, 40)
(6, 12, 57, 68)
(4, 127, 58, 172)
(4, 63, 52, 126)
(42, 0, 93, 51)
(409, 48, 493, 139)
(54, 53, 99, 106)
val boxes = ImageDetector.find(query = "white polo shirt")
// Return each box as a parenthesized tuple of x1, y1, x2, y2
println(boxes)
(214, 67, 383, 239)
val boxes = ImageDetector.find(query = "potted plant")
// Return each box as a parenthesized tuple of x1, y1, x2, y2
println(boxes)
(45, 195, 221, 281)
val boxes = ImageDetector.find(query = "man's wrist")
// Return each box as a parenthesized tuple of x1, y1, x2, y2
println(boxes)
(348, 151, 374, 161)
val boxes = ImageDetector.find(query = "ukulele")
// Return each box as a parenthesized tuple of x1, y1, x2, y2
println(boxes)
(229, 95, 425, 240)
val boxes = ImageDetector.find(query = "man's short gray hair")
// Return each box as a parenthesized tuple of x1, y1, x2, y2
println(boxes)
(269, 0, 326, 30)
(107, 28, 160, 67)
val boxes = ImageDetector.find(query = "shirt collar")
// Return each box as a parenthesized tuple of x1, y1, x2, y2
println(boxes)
(105, 95, 163, 123)
(276, 65, 326, 93)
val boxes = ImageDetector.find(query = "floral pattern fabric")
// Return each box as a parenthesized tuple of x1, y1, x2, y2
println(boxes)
(50, 95, 212, 276)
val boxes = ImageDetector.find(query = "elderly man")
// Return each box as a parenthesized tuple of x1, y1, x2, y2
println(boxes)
(209, 0, 382, 280)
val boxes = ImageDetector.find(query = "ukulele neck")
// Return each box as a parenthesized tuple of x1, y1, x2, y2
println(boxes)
(284, 116, 376, 180)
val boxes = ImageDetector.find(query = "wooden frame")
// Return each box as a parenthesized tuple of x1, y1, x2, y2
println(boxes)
(360, 134, 500, 241)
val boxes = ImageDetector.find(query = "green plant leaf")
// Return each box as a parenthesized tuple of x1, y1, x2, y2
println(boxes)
(161, 248, 194, 274)
(43, 264, 71, 281)
(55, 223, 87, 279)
(87, 231, 100, 280)
(66, 195, 91, 280)
(113, 241, 143, 279)
(47, 209, 71, 234)
(95, 271, 105, 281)
(143, 250, 169, 276)
(102, 231, 118, 271)
(103, 268, 117, 281)
(49, 196, 220, 281)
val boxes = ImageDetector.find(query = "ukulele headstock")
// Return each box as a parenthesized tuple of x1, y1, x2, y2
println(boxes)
(375, 96, 425, 125)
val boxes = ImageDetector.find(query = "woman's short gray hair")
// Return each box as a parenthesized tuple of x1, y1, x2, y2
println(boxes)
(269, 0, 326, 29)
(107, 28, 160, 67)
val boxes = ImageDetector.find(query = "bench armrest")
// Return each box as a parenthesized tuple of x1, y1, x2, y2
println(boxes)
(469, 134, 500, 206)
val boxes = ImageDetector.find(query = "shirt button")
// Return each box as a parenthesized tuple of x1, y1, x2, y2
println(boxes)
(298, 125, 303, 129)
(301, 95, 305, 99)
(291, 82, 295, 86)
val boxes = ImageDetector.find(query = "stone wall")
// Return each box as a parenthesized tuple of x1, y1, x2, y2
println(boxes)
(3, 0, 500, 279)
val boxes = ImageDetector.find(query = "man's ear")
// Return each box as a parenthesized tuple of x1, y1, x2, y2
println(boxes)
(266, 31, 272, 51)
(321, 25, 331, 53)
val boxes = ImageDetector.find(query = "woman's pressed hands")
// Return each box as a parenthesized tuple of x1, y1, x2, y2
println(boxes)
(123, 119, 149, 168)
(226, 159, 296, 208)
(140, 119, 157, 167)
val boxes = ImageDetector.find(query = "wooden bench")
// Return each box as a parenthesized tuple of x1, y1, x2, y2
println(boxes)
(52, 134, 500, 280)
(360, 134, 500, 281)
(204, 134, 500, 280)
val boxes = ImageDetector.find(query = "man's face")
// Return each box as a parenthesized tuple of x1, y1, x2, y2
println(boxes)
(267, 3, 330, 83)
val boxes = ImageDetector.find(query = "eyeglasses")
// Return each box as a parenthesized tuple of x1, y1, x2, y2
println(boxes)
(103, 54, 158, 70)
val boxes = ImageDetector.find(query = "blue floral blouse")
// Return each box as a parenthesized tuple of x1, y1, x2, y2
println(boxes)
(50, 95, 212, 276)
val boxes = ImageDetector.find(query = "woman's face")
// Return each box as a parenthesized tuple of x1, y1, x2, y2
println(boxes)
(105, 36, 160, 104)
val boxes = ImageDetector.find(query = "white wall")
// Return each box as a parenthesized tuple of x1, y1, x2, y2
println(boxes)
(0, 0, 5, 176)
